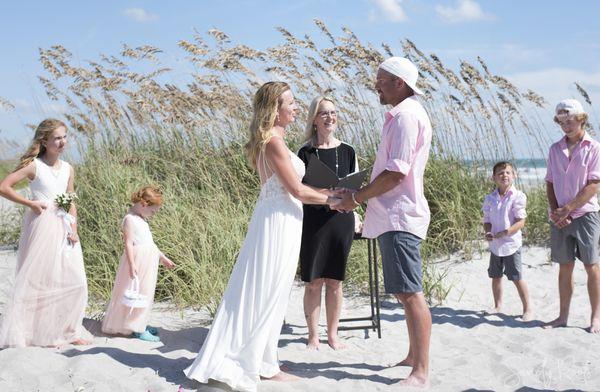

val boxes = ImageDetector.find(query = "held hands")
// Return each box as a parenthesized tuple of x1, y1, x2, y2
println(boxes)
(332, 191, 360, 213)
(484, 232, 494, 241)
(29, 200, 48, 215)
(325, 187, 351, 210)
(326, 188, 350, 198)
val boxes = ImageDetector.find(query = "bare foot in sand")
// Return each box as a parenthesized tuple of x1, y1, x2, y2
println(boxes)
(264, 371, 301, 382)
(484, 307, 502, 315)
(71, 338, 92, 345)
(306, 336, 320, 350)
(327, 335, 346, 350)
(399, 374, 428, 388)
(521, 310, 534, 322)
(542, 317, 567, 329)
(589, 317, 600, 333)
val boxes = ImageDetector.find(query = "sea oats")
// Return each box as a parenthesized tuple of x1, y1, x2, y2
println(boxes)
(39, 49, 62, 79)
(404, 39, 427, 61)
(575, 82, 592, 105)
(179, 40, 210, 58)
(460, 61, 487, 88)
(381, 43, 394, 57)
(207, 29, 231, 44)
(523, 89, 547, 108)
(31, 22, 557, 187)
(314, 19, 336, 44)
(276, 27, 305, 47)
(0, 97, 15, 111)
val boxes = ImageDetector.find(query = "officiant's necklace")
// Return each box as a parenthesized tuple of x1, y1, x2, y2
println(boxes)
(315, 146, 339, 176)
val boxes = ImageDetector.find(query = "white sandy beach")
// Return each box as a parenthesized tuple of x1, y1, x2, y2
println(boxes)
(1, 243, 599, 391)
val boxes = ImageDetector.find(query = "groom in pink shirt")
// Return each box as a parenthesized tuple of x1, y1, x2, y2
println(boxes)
(336, 56, 432, 388)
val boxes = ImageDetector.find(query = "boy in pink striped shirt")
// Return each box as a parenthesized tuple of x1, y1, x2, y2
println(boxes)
(543, 99, 600, 333)
(482, 161, 532, 321)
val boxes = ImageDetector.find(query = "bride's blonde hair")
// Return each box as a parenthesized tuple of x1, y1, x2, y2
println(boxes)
(244, 81, 290, 168)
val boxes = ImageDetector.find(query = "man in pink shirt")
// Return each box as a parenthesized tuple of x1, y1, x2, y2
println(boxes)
(336, 57, 432, 387)
(543, 98, 600, 334)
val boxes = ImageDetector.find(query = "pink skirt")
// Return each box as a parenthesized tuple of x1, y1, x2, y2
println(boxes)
(0, 206, 89, 347)
(101, 243, 160, 335)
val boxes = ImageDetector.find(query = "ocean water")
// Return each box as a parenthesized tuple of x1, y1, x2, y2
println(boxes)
(471, 158, 547, 190)
(514, 159, 547, 189)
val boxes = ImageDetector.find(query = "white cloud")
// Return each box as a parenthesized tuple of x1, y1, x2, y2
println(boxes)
(123, 8, 158, 23)
(371, 0, 408, 23)
(13, 98, 32, 110)
(507, 67, 600, 108)
(435, 0, 494, 23)
(42, 102, 68, 114)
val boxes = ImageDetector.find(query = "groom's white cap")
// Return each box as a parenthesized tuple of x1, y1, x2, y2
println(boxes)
(378, 57, 424, 96)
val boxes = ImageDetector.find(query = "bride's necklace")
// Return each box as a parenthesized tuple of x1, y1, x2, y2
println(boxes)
(315, 146, 339, 176)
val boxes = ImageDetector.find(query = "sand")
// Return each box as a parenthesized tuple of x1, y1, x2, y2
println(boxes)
(1, 244, 599, 391)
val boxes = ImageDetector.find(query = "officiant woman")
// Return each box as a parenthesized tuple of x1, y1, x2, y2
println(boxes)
(297, 96, 360, 350)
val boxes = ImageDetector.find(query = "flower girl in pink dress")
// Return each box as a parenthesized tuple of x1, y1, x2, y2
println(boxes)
(0, 119, 91, 347)
(101, 186, 175, 342)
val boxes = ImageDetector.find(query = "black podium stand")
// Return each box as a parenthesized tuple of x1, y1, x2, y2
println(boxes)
(338, 235, 382, 338)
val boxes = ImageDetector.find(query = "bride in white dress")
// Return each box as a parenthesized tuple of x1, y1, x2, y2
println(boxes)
(185, 82, 340, 391)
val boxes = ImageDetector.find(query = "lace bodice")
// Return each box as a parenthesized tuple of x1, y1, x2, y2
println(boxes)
(29, 158, 71, 202)
(123, 214, 155, 246)
(257, 151, 305, 202)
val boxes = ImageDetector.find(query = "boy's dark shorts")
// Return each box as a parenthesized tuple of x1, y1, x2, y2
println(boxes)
(488, 248, 522, 281)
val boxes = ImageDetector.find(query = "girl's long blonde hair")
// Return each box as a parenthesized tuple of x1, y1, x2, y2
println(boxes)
(244, 81, 290, 168)
(15, 119, 67, 171)
(304, 96, 335, 147)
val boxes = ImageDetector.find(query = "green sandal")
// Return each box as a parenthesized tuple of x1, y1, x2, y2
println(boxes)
(146, 326, 159, 336)
(132, 330, 160, 342)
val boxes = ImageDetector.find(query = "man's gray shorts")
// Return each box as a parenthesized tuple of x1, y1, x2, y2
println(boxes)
(377, 231, 423, 293)
(488, 248, 522, 281)
(550, 211, 600, 265)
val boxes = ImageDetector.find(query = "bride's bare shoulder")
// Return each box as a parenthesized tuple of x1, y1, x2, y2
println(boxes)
(264, 135, 288, 156)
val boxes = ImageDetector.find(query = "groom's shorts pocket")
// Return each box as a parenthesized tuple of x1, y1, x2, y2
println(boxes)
(377, 231, 423, 294)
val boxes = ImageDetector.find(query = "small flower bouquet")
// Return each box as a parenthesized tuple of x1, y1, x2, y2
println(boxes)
(55, 192, 78, 212)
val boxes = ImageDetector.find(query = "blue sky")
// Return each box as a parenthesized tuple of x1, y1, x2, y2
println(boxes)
(1, 0, 599, 154)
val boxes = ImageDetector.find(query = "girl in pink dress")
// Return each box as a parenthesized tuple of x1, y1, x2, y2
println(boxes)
(0, 119, 91, 347)
(101, 186, 175, 342)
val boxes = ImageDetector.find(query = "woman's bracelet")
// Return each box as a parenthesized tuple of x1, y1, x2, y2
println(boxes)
(351, 192, 360, 206)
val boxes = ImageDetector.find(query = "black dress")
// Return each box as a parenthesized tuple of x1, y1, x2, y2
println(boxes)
(298, 142, 357, 282)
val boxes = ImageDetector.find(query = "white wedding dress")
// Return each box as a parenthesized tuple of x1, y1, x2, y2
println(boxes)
(185, 149, 305, 392)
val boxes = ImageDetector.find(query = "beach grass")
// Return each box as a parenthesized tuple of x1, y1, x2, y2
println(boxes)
(0, 161, 25, 247)
(2, 21, 578, 308)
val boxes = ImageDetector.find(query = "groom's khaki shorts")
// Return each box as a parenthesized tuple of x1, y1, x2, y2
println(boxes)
(377, 231, 423, 294)
(550, 211, 600, 265)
